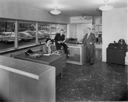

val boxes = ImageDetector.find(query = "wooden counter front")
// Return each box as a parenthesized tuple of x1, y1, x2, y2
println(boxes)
(0, 56, 55, 102)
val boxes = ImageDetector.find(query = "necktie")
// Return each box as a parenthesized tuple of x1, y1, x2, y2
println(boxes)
(87, 33, 90, 39)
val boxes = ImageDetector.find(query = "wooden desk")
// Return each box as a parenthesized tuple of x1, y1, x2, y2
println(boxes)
(13, 52, 66, 77)
(0, 56, 55, 102)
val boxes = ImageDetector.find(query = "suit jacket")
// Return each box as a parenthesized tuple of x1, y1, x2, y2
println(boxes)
(54, 33, 65, 42)
(54, 33, 65, 50)
(82, 33, 96, 47)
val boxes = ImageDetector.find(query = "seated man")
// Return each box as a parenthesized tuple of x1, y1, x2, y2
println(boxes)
(54, 29, 69, 57)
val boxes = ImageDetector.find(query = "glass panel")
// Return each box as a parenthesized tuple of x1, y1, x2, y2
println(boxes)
(58, 24, 67, 33)
(38, 23, 67, 42)
(0, 19, 15, 52)
(18, 21, 36, 47)
(68, 46, 80, 62)
(0, 18, 67, 53)
(49, 24, 58, 40)
(38, 23, 50, 43)
(50, 24, 67, 40)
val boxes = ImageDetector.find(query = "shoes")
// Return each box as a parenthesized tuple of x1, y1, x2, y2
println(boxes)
(90, 63, 94, 65)
(66, 55, 69, 58)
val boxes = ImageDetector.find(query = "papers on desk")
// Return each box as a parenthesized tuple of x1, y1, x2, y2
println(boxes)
(52, 51, 61, 55)
(29, 53, 42, 58)
(28, 50, 62, 57)
(43, 53, 51, 56)
(43, 52, 60, 56)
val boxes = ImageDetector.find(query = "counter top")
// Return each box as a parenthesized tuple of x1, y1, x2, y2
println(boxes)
(0, 56, 55, 79)
(13, 52, 65, 65)
(66, 43, 84, 47)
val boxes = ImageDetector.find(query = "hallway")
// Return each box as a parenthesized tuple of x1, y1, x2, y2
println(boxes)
(56, 48, 127, 101)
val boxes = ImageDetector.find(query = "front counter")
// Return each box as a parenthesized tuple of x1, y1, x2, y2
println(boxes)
(67, 43, 85, 65)
(0, 56, 55, 102)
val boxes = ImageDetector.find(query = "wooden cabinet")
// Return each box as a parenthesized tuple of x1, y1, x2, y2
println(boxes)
(107, 48, 126, 65)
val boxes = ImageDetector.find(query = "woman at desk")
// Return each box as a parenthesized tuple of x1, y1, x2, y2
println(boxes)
(54, 29, 68, 56)
(40, 38, 53, 54)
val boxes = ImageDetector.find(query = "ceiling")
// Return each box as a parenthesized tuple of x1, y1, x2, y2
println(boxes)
(0, 0, 127, 16)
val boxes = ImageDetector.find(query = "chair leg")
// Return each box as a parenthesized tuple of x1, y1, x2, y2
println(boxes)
(60, 73, 63, 79)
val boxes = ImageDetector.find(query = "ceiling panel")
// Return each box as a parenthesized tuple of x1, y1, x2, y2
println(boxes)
(0, 0, 127, 16)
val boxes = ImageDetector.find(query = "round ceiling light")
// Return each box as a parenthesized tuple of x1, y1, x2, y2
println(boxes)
(50, 8, 61, 15)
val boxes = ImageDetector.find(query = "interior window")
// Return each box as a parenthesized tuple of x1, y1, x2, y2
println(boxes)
(38, 23, 50, 43)
(18, 21, 36, 47)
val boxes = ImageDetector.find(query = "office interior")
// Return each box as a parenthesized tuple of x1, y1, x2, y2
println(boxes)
(0, 0, 127, 102)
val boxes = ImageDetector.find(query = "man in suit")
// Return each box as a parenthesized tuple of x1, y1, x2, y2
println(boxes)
(54, 29, 68, 56)
(83, 27, 96, 65)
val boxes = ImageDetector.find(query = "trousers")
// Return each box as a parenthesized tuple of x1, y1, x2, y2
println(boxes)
(85, 44, 95, 64)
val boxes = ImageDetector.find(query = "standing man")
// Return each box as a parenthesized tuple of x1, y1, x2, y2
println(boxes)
(83, 27, 96, 65)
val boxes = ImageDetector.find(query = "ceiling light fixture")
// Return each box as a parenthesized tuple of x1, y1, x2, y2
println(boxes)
(99, 0, 114, 11)
(50, 8, 61, 15)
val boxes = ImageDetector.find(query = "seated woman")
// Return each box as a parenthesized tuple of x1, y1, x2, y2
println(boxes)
(40, 38, 53, 54)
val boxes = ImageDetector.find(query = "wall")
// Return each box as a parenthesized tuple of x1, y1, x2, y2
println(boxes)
(0, 2, 69, 23)
(127, 6, 128, 44)
(70, 16, 92, 24)
(76, 24, 92, 41)
(94, 16, 102, 25)
(67, 16, 102, 41)
(68, 24, 77, 38)
(102, 7, 127, 62)
(94, 16, 102, 36)
(67, 16, 93, 41)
